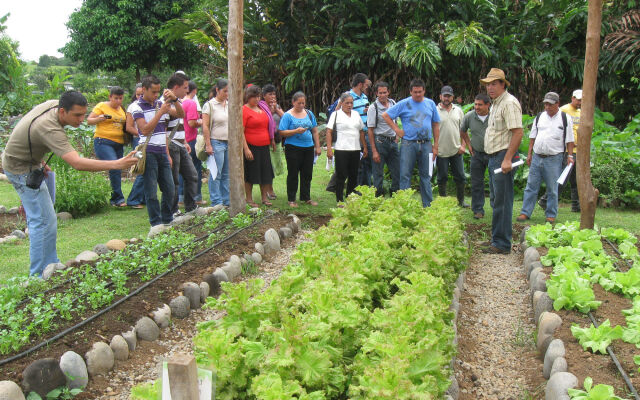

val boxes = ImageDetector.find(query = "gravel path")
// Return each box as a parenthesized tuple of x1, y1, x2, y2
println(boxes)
(455, 243, 544, 399)
(95, 231, 310, 400)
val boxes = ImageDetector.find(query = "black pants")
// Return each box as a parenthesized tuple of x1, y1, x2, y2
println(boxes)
(285, 145, 314, 202)
(169, 142, 198, 213)
(334, 150, 360, 202)
(436, 153, 465, 185)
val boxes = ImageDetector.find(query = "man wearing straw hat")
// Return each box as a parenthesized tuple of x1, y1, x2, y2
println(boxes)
(479, 68, 523, 254)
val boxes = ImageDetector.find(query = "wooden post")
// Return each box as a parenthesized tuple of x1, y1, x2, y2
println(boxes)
(227, 0, 246, 216)
(577, 0, 602, 229)
(167, 354, 199, 400)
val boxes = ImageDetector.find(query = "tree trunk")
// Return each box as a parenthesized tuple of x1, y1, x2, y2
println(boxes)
(227, 0, 246, 216)
(135, 67, 140, 83)
(577, 0, 602, 230)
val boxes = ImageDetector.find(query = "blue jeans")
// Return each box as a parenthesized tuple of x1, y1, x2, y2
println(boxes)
(126, 136, 145, 205)
(143, 152, 175, 226)
(521, 153, 563, 218)
(6, 171, 59, 276)
(372, 136, 400, 196)
(400, 140, 433, 207)
(208, 139, 230, 206)
(357, 133, 373, 186)
(488, 150, 519, 251)
(94, 138, 125, 205)
(470, 151, 494, 215)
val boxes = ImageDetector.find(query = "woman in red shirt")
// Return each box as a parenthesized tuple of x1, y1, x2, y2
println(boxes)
(243, 85, 275, 206)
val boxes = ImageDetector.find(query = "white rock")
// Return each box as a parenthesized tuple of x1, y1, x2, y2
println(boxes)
(213, 268, 229, 283)
(56, 212, 73, 220)
(544, 339, 566, 378)
(122, 328, 137, 352)
(211, 204, 224, 212)
(533, 291, 554, 322)
(106, 239, 126, 251)
(545, 372, 577, 400)
(42, 263, 58, 280)
(0, 205, 6, 214)
(550, 357, 568, 377)
(527, 260, 543, 280)
(0, 380, 26, 400)
(93, 244, 110, 255)
(152, 304, 171, 329)
(182, 282, 201, 309)
(169, 296, 190, 319)
(110, 335, 129, 361)
(251, 252, 262, 264)
(248, 207, 261, 215)
(85, 342, 114, 376)
(523, 247, 541, 270)
(254, 242, 265, 256)
(170, 214, 195, 226)
(264, 228, 280, 253)
(279, 226, 293, 239)
(148, 224, 169, 238)
(10, 230, 26, 239)
(7, 207, 19, 214)
(537, 312, 563, 355)
(135, 317, 160, 341)
(59, 351, 88, 389)
(199, 282, 210, 303)
(75, 251, 98, 263)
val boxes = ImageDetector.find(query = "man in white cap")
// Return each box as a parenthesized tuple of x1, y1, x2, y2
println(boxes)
(517, 92, 574, 224)
(539, 89, 582, 212)
(479, 67, 523, 254)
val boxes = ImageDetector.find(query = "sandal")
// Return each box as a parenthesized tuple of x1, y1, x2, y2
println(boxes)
(112, 203, 127, 208)
(129, 204, 144, 209)
(262, 200, 273, 206)
(247, 201, 259, 208)
(305, 200, 318, 206)
(288, 201, 298, 208)
(267, 193, 277, 200)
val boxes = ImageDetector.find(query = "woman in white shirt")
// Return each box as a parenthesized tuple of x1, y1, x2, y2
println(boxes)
(202, 79, 230, 207)
(326, 92, 367, 204)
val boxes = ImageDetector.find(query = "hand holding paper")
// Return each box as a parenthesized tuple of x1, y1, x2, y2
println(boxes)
(493, 159, 524, 174)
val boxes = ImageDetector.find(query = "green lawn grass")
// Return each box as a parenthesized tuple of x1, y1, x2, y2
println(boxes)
(1, 152, 638, 282)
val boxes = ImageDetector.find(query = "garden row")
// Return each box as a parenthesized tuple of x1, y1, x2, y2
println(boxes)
(132, 189, 469, 399)
(0, 206, 264, 358)
(522, 222, 640, 399)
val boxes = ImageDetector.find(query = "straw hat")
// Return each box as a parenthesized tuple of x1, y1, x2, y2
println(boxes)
(480, 68, 511, 87)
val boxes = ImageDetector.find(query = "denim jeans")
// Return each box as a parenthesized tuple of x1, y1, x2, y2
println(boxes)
(470, 151, 494, 215)
(126, 136, 146, 206)
(357, 133, 373, 187)
(436, 153, 465, 185)
(521, 153, 563, 218)
(285, 145, 314, 202)
(488, 150, 519, 251)
(6, 171, 59, 276)
(372, 136, 400, 196)
(169, 142, 198, 213)
(94, 138, 125, 205)
(400, 140, 433, 207)
(143, 152, 175, 226)
(208, 139, 230, 206)
(44, 171, 56, 204)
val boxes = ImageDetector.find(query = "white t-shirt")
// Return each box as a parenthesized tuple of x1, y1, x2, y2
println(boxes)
(530, 111, 574, 156)
(202, 98, 229, 140)
(328, 109, 364, 151)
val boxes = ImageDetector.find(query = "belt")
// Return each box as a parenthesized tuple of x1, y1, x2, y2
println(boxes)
(486, 149, 506, 157)
(405, 138, 430, 144)
(535, 152, 560, 158)
(375, 135, 396, 142)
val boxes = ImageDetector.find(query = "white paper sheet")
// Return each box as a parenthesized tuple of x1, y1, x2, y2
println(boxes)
(557, 162, 573, 185)
(493, 159, 524, 174)
(325, 157, 334, 171)
(206, 155, 218, 180)
(428, 153, 436, 177)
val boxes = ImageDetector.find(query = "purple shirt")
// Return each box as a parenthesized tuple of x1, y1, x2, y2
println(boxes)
(130, 98, 169, 153)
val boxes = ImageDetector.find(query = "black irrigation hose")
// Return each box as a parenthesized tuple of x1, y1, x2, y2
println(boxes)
(586, 312, 640, 400)
(15, 215, 230, 307)
(604, 237, 635, 271)
(0, 212, 273, 366)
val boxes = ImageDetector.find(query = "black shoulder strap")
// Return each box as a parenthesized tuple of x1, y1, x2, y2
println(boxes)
(534, 112, 543, 131)
(27, 105, 58, 168)
(561, 111, 568, 151)
(373, 102, 379, 129)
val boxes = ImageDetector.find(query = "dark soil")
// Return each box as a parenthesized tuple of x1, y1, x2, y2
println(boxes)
(0, 213, 329, 384)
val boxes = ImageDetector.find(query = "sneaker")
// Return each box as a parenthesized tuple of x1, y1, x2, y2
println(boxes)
(481, 245, 510, 254)
(516, 214, 529, 222)
(173, 211, 184, 218)
(473, 212, 484, 219)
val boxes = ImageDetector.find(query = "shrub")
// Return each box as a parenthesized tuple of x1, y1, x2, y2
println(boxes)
(49, 155, 110, 217)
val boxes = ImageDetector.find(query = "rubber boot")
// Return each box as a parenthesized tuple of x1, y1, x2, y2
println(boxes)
(456, 182, 470, 208)
(538, 193, 548, 210)
(438, 182, 447, 197)
(571, 186, 580, 212)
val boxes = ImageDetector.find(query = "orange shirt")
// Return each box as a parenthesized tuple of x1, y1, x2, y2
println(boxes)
(242, 105, 270, 146)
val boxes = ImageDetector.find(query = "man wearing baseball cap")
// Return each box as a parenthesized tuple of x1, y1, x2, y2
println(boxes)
(539, 89, 582, 212)
(479, 68, 523, 254)
(517, 92, 574, 224)
(436, 85, 468, 207)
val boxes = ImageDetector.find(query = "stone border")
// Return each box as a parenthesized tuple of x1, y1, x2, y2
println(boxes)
(520, 227, 579, 400)
(0, 213, 302, 399)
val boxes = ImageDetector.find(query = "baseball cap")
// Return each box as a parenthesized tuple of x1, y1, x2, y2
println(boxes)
(441, 86, 454, 96)
(543, 92, 560, 104)
(572, 89, 583, 100)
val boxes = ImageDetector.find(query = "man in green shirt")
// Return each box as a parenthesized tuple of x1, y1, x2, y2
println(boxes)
(460, 93, 493, 219)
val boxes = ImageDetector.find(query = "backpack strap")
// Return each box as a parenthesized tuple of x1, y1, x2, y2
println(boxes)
(27, 105, 58, 169)
(373, 102, 379, 129)
(561, 111, 568, 152)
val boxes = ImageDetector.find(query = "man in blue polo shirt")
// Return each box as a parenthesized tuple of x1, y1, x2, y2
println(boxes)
(130, 74, 184, 226)
(382, 79, 441, 207)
